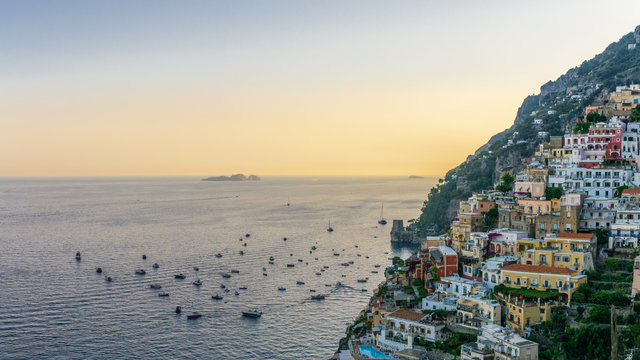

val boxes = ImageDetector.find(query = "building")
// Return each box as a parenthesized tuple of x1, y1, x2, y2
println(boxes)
(633, 256, 640, 297)
(452, 212, 485, 247)
(609, 188, 640, 248)
(435, 274, 484, 297)
(581, 197, 618, 230)
(422, 246, 458, 282)
(500, 264, 587, 303)
(461, 324, 539, 360)
(456, 296, 501, 330)
(520, 233, 596, 271)
(480, 256, 519, 290)
(422, 294, 458, 312)
(379, 309, 447, 351)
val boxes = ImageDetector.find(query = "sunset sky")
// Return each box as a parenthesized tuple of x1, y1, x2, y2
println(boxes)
(3, 1, 640, 177)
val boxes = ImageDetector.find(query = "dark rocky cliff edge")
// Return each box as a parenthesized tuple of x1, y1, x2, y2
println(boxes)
(416, 26, 640, 235)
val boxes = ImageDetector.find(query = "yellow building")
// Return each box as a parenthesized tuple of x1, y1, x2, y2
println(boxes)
(497, 293, 556, 333)
(515, 238, 544, 258)
(500, 264, 587, 303)
(451, 212, 484, 250)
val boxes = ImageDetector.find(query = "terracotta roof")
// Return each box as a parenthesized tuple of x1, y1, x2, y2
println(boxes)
(623, 188, 640, 194)
(502, 264, 575, 275)
(388, 309, 426, 322)
(554, 232, 594, 240)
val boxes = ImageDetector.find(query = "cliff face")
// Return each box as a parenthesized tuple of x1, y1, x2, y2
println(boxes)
(416, 26, 640, 235)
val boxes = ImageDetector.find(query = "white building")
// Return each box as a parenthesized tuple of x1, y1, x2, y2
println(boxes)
(461, 324, 539, 360)
(581, 197, 618, 230)
(609, 189, 640, 247)
(422, 294, 458, 312)
(379, 309, 447, 351)
(435, 274, 484, 297)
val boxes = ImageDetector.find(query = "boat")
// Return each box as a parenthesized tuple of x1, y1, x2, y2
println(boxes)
(158, 292, 169, 297)
(320, 269, 325, 272)
(193, 266, 199, 271)
(323, 265, 329, 269)
(311, 246, 317, 251)
(348, 260, 354, 264)
(149, 284, 162, 289)
(235, 291, 240, 296)
(286, 197, 290, 206)
(296, 281, 305, 285)
(174, 274, 186, 279)
(278, 287, 286, 291)
(309, 289, 316, 292)
(231, 270, 240, 274)
(75, 251, 81, 261)
(333, 253, 340, 256)
(335, 282, 343, 287)
(357, 254, 361, 257)
(374, 264, 381, 268)
(269, 256, 274, 261)
(371, 271, 378, 274)
(315, 272, 321, 276)
(378, 203, 387, 225)
(175, 306, 182, 314)
(268, 261, 274, 265)
(239, 250, 244, 255)
(262, 267, 266, 271)
(263, 273, 267, 276)
(220, 284, 226, 289)
(355, 245, 358, 248)
(357, 279, 368, 283)
(224, 288, 230, 292)
(245, 233, 250, 238)
(152, 263, 159, 269)
(135, 269, 146, 275)
(239, 286, 247, 290)
(187, 312, 202, 319)
(95, 267, 102, 273)
(297, 259, 303, 262)
(341, 274, 346, 277)
(287, 264, 295, 268)
(192, 279, 202, 286)
(222, 273, 231, 278)
(327, 221, 333, 232)
(314, 257, 318, 260)
(361, 289, 367, 292)
(243, 243, 247, 247)
(241, 309, 262, 318)
(365, 256, 369, 259)
(215, 253, 223, 258)
(311, 294, 326, 300)
(105, 276, 112, 282)
(283, 237, 287, 241)
(212, 294, 223, 300)
(142, 254, 147, 260)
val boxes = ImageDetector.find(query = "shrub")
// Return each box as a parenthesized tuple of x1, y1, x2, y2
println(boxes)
(588, 305, 610, 323)
(605, 258, 620, 270)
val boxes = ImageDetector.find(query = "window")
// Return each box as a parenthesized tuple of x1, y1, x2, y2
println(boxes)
(531, 278, 538, 286)
(543, 280, 549, 288)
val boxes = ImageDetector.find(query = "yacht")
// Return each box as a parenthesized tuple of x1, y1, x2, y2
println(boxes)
(135, 269, 146, 275)
(192, 279, 202, 286)
(378, 203, 387, 225)
(187, 312, 202, 320)
(212, 294, 223, 300)
(174, 273, 186, 279)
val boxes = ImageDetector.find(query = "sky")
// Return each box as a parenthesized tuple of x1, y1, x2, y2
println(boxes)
(2, 1, 640, 177)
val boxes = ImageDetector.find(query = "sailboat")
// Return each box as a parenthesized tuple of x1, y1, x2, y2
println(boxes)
(327, 221, 333, 232)
(378, 203, 387, 225)
(285, 197, 290, 206)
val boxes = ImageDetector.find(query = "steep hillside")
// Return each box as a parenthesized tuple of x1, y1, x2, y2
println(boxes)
(417, 26, 640, 235)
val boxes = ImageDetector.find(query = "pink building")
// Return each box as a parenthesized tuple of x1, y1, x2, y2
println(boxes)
(514, 181, 545, 198)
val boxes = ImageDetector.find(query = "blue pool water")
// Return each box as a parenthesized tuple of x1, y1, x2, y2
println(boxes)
(359, 345, 392, 359)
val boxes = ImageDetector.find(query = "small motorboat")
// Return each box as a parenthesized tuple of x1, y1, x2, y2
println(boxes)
(222, 273, 231, 278)
(193, 266, 199, 271)
(105, 276, 112, 282)
(315, 272, 321, 276)
(283, 237, 287, 241)
(355, 245, 359, 248)
(383, 251, 388, 255)
(174, 274, 186, 279)
(187, 312, 202, 320)
(152, 263, 159, 269)
(212, 294, 223, 300)
(287, 264, 295, 268)
(95, 267, 102, 273)
(314, 257, 318, 260)
(357, 279, 368, 283)
(357, 254, 361, 257)
(234, 291, 239, 296)
(297, 259, 303, 262)
(268, 261, 274, 265)
(75, 252, 81, 261)
(333, 253, 340, 256)
(278, 287, 286, 291)
(296, 281, 305, 285)
(341, 274, 346, 277)
(365, 256, 369, 259)
(269, 256, 274, 261)
(335, 282, 343, 287)
(243, 243, 247, 247)
(320, 269, 325, 272)
(309, 289, 316, 292)
(245, 233, 250, 238)
(224, 288, 230, 293)
(215, 253, 223, 258)
(239, 286, 247, 290)
(311, 294, 326, 300)
(311, 246, 317, 251)
(142, 254, 147, 260)
(175, 306, 182, 314)
(323, 265, 329, 269)
(231, 270, 240, 274)
(262, 267, 266, 271)
(348, 261, 354, 264)
(374, 264, 381, 268)
(290, 253, 293, 256)
(193, 279, 202, 286)
(158, 292, 169, 297)
(361, 289, 367, 292)
(239, 250, 244, 255)
(220, 284, 226, 289)
(150, 284, 162, 289)
(371, 271, 378, 274)
(263, 273, 268, 276)
(135, 269, 146, 275)
(242, 309, 262, 318)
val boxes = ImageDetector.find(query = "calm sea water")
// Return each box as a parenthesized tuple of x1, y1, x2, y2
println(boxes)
(0, 176, 435, 359)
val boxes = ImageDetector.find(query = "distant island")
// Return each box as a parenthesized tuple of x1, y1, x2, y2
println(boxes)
(408, 175, 424, 179)
(201, 174, 261, 181)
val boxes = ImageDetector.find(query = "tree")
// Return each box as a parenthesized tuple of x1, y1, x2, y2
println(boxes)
(586, 112, 607, 123)
(588, 305, 610, 323)
(545, 186, 563, 200)
(483, 207, 499, 229)
(630, 107, 640, 122)
(615, 185, 630, 198)
(496, 172, 515, 192)
(573, 122, 591, 134)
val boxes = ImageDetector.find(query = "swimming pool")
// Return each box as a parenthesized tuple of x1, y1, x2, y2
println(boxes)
(359, 345, 392, 359)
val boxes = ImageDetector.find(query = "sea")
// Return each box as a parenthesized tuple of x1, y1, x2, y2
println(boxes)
(0, 176, 436, 359)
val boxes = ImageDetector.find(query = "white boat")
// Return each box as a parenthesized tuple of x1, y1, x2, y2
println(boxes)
(242, 309, 262, 318)
(327, 221, 333, 232)
(135, 269, 146, 275)
(193, 279, 202, 286)
(378, 203, 387, 225)
(158, 292, 169, 297)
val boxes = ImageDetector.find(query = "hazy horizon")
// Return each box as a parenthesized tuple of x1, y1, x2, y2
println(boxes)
(3, 1, 640, 177)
